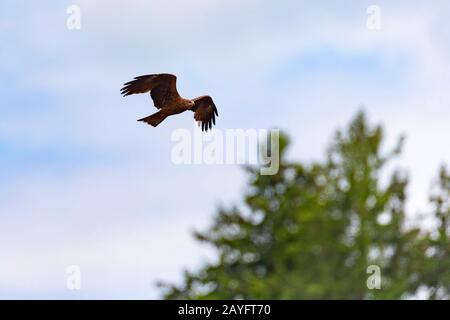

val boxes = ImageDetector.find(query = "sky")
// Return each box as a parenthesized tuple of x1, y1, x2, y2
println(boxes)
(1, 0, 450, 299)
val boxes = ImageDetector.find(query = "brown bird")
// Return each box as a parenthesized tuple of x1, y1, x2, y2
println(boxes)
(120, 73, 218, 131)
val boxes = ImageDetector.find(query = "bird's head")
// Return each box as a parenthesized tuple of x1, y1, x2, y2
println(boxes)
(188, 100, 196, 108)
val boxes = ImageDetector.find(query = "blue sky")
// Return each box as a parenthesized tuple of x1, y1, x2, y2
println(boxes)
(1, 0, 450, 299)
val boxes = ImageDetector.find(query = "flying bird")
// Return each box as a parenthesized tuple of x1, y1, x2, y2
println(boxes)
(120, 73, 218, 131)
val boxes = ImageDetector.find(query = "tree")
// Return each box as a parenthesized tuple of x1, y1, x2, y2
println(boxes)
(422, 166, 450, 299)
(159, 111, 449, 299)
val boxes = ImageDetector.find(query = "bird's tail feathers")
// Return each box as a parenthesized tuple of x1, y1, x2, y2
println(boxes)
(138, 111, 168, 127)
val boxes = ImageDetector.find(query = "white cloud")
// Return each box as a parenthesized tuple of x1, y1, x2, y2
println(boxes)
(0, 163, 243, 298)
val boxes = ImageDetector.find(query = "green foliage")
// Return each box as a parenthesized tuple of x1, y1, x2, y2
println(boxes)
(160, 111, 450, 299)
(423, 166, 450, 299)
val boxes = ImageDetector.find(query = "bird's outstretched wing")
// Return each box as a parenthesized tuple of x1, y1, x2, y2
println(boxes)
(192, 96, 218, 132)
(120, 73, 180, 109)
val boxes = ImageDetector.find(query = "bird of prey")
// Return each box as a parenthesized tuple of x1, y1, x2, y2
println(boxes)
(120, 73, 218, 131)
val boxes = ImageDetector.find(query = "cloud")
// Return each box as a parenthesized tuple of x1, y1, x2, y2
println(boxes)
(0, 161, 243, 298)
